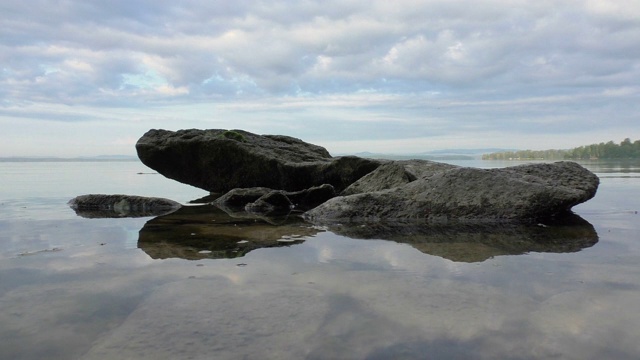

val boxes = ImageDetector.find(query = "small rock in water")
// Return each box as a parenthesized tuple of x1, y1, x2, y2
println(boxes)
(198, 250, 212, 254)
(237, 240, 249, 244)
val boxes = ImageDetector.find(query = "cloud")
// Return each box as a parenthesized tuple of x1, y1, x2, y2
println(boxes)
(1, 0, 639, 155)
(4, 0, 636, 98)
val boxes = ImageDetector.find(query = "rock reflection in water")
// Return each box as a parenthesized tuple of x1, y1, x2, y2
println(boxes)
(139, 203, 599, 262)
(68, 194, 181, 218)
(138, 205, 318, 260)
(323, 214, 599, 262)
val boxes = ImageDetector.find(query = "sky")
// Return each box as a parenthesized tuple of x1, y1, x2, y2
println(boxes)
(1, 0, 639, 157)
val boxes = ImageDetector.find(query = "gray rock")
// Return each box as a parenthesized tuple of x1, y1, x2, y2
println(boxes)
(285, 184, 336, 210)
(135, 129, 599, 223)
(304, 161, 599, 223)
(245, 191, 293, 215)
(214, 184, 336, 216)
(213, 187, 273, 209)
(136, 129, 380, 193)
(68, 194, 181, 218)
(341, 160, 458, 195)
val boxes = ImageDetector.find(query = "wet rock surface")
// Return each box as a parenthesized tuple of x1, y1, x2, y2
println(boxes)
(68, 194, 181, 218)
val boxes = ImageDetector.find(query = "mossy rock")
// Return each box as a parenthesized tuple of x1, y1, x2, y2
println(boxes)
(220, 130, 246, 142)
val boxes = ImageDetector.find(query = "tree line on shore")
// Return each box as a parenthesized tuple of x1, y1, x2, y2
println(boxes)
(482, 138, 640, 160)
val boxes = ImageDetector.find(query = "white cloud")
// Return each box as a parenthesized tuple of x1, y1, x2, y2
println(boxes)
(1, 0, 639, 156)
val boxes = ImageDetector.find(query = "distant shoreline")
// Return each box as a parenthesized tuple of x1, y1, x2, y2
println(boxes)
(0, 157, 139, 163)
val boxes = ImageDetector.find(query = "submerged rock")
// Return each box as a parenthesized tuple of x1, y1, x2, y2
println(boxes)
(305, 161, 599, 223)
(68, 194, 181, 218)
(136, 129, 380, 193)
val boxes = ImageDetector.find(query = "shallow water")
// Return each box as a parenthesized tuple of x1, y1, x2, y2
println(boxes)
(1, 159, 639, 359)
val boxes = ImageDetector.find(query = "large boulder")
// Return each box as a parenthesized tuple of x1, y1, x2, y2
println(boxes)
(136, 129, 380, 193)
(304, 161, 599, 223)
(135, 129, 600, 223)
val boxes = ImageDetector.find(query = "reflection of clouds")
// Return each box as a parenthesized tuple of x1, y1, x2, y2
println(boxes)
(314, 238, 402, 267)
(0, 217, 154, 276)
(1, 217, 148, 258)
(380, 245, 411, 269)
(308, 236, 422, 270)
(317, 245, 333, 263)
(223, 272, 244, 285)
(2, 218, 640, 358)
(305, 234, 451, 276)
(74, 254, 538, 359)
(441, 259, 467, 276)
(530, 290, 640, 359)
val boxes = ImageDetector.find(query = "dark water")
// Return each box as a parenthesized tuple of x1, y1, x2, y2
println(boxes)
(1, 159, 639, 359)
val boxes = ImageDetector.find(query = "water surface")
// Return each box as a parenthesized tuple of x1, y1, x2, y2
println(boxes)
(1, 159, 639, 359)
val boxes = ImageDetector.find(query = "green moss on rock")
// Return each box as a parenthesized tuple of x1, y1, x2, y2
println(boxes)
(220, 130, 246, 142)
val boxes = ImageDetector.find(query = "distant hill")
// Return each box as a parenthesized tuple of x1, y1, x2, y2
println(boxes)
(79, 155, 138, 160)
(417, 148, 517, 156)
(482, 138, 640, 160)
(341, 148, 516, 161)
(0, 155, 138, 162)
(351, 152, 474, 161)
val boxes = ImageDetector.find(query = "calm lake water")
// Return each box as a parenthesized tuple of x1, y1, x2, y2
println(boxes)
(1, 159, 639, 359)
